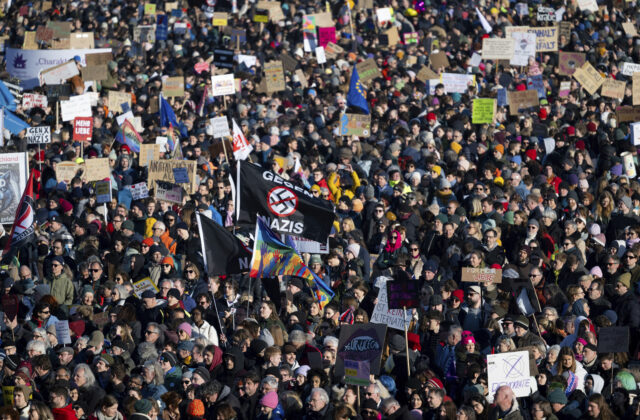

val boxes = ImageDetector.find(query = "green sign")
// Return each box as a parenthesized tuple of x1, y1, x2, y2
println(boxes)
(472, 98, 496, 124)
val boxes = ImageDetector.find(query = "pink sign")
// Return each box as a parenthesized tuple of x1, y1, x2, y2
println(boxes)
(194, 62, 209, 74)
(318, 27, 337, 48)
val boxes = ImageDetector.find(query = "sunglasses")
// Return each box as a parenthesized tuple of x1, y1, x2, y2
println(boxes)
(90, 269, 100, 272)
(185, 270, 195, 274)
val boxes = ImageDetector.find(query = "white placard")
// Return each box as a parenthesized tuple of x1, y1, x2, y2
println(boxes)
(287, 235, 329, 254)
(60, 94, 92, 121)
(127, 182, 149, 200)
(22, 93, 48, 110)
(237, 54, 257, 68)
(376, 7, 392, 24)
(578, 0, 598, 12)
(487, 351, 532, 397)
(632, 122, 640, 146)
(211, 74, 236, 97)
(315, 46, 326, 64)
(210, 116, 230, 138)
(55, 320, 72, 344)
(26, 126, 51, 144)
(622, 62, 640, 77)
(441, 73, 475, 93)
(544, 137, 556, 154)
(370, 280, 412, 331)
(39, 60, 80, 86)
(510, 32, 537, 66)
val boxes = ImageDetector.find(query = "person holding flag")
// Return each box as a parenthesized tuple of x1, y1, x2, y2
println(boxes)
(346, 65, 370, 114)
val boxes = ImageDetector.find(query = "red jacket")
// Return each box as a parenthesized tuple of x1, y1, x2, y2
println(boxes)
(53, 404, 78, 420)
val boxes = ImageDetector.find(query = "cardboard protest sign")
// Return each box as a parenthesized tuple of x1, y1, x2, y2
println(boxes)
(481, 38, 515, 60)
(381, 26, 400, 46)
(634, 74, 640, 106)
(295, 69, 308, 88)
(155, 181, 183, 204)
(55, 162, 80, 184)
(36, 25, 54, 42)
(487, 351, 532, 397)
(70, 32, 94, 49)
(26, 126, 51, 144)
(127, 182, 150, 200)
(73, 117, 93, 141)
(623, 22, 638, 37)
(22, 93, 48, 110)
(510, 32, 536, 66)
(527, 27, 558, 52)
(83, 158, 111, 182)
(264, 61, 285, 93)
(472, 98, 496, 124)
(162, 76, 185, 97)
(253, 10, 269, 23)
(107, 90, 131, 111)
(573, 62, 604, 95)
(60, 94, 92, 121)
(370, 278, 412, 331)
(597, 327, 629, 353)
(279, 53, 298, 72)
(39, 60, 79, 86)
(339, 114, 371, 137)
(558, 21, 572, 41)
(461, 267, 502, 283)
(508, 90, 540, 115)
(212, 12, 228, 26)
(46, 21, 71, 39)
(558, 52, 586, 76)
(404, 32, 418, 44)
(334, 323, 386, 378)
(416, 66, 439, 83)
(430, 51, 450, 69)
(133, 277, 158, 298)
(81, 65, 108, 81)
(211, 74, 235, 96)
(386, 270, 419, 309)
(51, 38, 70, 49)
(600, 78, 626, 100)
(148, 159, 198, 194)
(324, 42, 344, 58)
(85, 52, 112, 66)
(139, 143, 160, 167)
(617, 106, 640, 122)
(210, 116, 230, 138)
(356, 58, 382, 85)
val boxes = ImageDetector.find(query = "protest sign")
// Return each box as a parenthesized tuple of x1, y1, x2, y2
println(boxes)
(634, 74, 640, 106)
(631, 123, 640, 146)
(85, 52, 112, 66)
(139, 144, 160, 167)
(381, 27, 400, 46)
(386, 270, 419, 309)
(54, 320, 72, 344)
(95, 180, 112, 204)
(60, 94, 92, 121)
(505, 25, 529, 38)
(127, 182, 150, 200)
(1, 387, 14, 407)
(376, 7, 393, 24)
(622, 62, 640, 77)
(39, 60, 79, 86)
(472, 99, 496, 124)
(162, 76, 184, 97)
(461, 267, 502, 283)
(344, 360, 370, 386)
(601, 78, 626, 100)
(144, 3, 156, 14)
(356, 58, 382, 85)
(508, 90, 539, 115)
(22, 93, 48, 110)
(156, 181, 183, 204)
(287, 235, 329, 254)
(26, 126, 51, 144)
(371, 279, 412, 331)
(238, 55, 257, 68)
(324, 42, 344, 58)
(264, 61, 285, 92)
(83, 158, 110, 182)
(315, 47, 326, 64)
(487, 351, 532, 397)
(108, 90, 132, 110)
(295, 69, 308, 88)
(213, 49, 234, 69)
(173, 167, 189, 184)
(253, 9, 269, 23)
(558, 52, 586, 76)
(404, 32, 418, 44)
(55, 162, 79, 184)
(279, 53, 298, 72)
(230, 28, 246, 46)
(51, 38, 70, 49)
(527, 27, 558, 52)
(211, 74, 236, 96)
(133, 277, 158, 298)
(441, 73, 475, 94)
(430, 51, 450, 69)
(537, 6, 555, 21)
(81, 65, 108, 81)
(416, 66, 439, 83)
(318, 27, 336, 47)
(334, 323, 386, 377)
(148, 159, 198, 194)
(558, 21, 572, 41)
(623, 22, 638, 37)
(339, 114, 371, 137)
(73, 117, 93, 141)
(559, 81, 571, 97)
(510, 32, 536, 66)
(622, 151, 637, 177)
(572, 62, 604, 95)
(481, 38, 514, 60)
(527, 75, 546, 99)
(212, 12, 228, 26)
(70, 32, 94, 49)
(36, 25, 54, 42)
(133, 25, 155, 43)
(22, 31, 37, 50)
(578, 0, 598, 12)
(211, 117, 230, 138)
(597, 327, 629, 353)
(46, 21, 71, 38)
(617, 106, 640, 122)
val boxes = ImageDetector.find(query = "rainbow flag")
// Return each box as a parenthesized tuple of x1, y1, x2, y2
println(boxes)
(250, 217, 334, 308)
(166, 123, 176, 153)
(114, 119, 142, 153)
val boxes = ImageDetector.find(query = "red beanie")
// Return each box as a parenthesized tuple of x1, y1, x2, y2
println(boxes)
(566, 126, 575, 135)
(452, 289, 464, 302)
(428, 378, 444, 389)
(525, 149, 537, 161)
(427, 112, 437, 121)
(587, 121, 597, 132)
(538, 108, 547, 120)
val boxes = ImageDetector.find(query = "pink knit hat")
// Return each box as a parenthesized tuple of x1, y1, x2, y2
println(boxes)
(260, 391, 278, 409)
(178, 322, 192, 337)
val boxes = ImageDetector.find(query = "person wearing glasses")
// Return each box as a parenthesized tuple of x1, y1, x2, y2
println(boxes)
(43, 256, 74, 307)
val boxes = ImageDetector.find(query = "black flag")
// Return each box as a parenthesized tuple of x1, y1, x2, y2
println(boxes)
(2, 171, 36, 262)
(196, 213, 252, 276)
(236, 161, 335, 243)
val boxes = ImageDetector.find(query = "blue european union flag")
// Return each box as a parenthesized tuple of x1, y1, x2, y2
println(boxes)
(159, 94, 188, 137)
(346, 65, 369, 114)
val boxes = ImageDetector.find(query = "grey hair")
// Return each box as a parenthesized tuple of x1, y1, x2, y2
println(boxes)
(261, 376, 278, 390)
(153, 221, 166, 231)
(547, 345, 561, 357)
(137, 342, 159, 362)
(33, 328, 52, 349)
(26, 340, 46, 356)
(290, 330, 307, 344)
(542, 307, 558, 318)
(310, 388, 329, 404)
(74, 363, 96, 387)
(449, 325, 463, 338)
(323, 336, 339, 349)
(382, 398, 400, 410)
(543, 207, 557, 221)
(143, 360, 164, 385)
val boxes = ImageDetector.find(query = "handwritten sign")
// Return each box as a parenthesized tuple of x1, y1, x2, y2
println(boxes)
(60, 94, 92, 121)
(264, 61, 285, 93)
(83, 158, 111, 182)
(370, 278, 412, 331)
(461, 267, 502, 283)
(108, 90, 132, 110)
(318, 27, 336, 47)
(600, 78, 626, 100)
(95, 180, 112, 204)
(148, 159, 197, 194)
(210, 116, 230, 138)
(162, 76, 184, 97)
(22, 93, 48, 110)
(510, 32, 536, 66)
(508, 90, 540, 115)
(487, 351, 531, 397)
(617, 106, 640, 122)
(139, 143, 160, 167)
(441, 73, 475, 94)
(155, 181, 183, 204)
(558, 52, 586, 76)
(39, 60, 79, 86)
(573, 61, 604, 95)
(212, 12, 228, 26)
(622, 62, 640, 77)
(356, 58, 382, 85)
(55, 162, 79, 184)
(527, 27, 558, 52)
(482, 38, 515, 60)
(472, 98, 496, 124)
(339, 114, 371, 137)
(26, 126, 51, 144)
(386, 271, 419, 309)
(211, 74, 236, 96)
(127, 182, 149, 200)
(537, 6, 555, 21)
(172, 167, 189, 184)
(55, 320, 72, 344)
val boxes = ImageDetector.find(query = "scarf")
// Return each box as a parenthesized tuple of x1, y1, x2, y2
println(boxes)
(384, 230, 402, 252)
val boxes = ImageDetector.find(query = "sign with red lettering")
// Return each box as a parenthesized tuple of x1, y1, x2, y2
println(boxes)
(73, 117, 93, 141)
(461, 267, 502, 283)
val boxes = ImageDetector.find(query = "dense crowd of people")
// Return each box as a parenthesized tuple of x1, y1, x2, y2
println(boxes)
(0, 0, 639, 419)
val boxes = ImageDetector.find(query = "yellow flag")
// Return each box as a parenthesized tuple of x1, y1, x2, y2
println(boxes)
(347, 0, 354, 9)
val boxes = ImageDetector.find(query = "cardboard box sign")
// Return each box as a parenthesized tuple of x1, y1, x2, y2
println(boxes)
(558, 52, 586, 76)
(461, 267, 502, 283)
(355, 58, 382, 85)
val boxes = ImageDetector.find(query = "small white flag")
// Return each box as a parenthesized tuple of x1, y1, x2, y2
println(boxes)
(476, 7, 493, 33)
